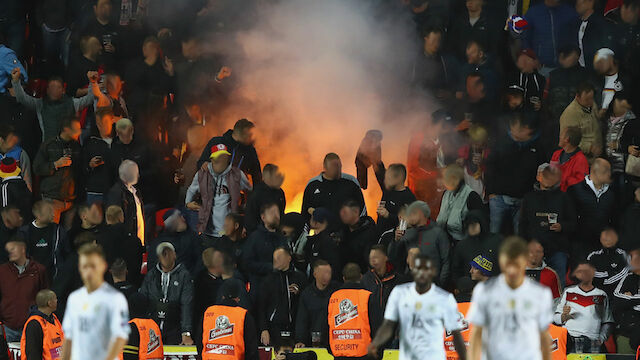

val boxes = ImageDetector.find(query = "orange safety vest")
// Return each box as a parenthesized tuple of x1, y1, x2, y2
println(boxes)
(129, 319, 164, 360)
(202, 305, 247, 360)
(548, 324, 567, 360)
(20, 314, 64, 360)
(443, 302, 471, 360)
(327, 288, 372, 358)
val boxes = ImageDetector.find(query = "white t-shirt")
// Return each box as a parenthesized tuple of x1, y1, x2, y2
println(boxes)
(468, 274, 553, 360)
(553, 285, 614, 340)
(578, 20, 588, 67)
(385, 282, 463, 360)
(602, 73, 621, 110)
(62, 283, 131, 360)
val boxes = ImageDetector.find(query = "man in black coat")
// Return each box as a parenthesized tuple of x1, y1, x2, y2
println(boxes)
(339, 200, 377, 273)
(99, 204, 144, 287)
(147, 209, 201, 277)
(520, 164, 577, 287)
(82, 107, 116, 205)
(485, 113, 547, 234)
(620, 188, 640, 251)
(304, 208, 344, 282)
(258, 247, 307, 346)
(245, 164, 285, 234)
(573, 0, 615, 70)
(294, 260, 340, 348)
(568, 158, 617, 261)
(242, 203, 287, 300)
(197, 119, 262, 184)
(105, 159, 145, 244)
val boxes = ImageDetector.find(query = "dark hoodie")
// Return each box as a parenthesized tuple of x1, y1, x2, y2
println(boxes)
(241, 225, 287, 298)
(451, 210, 502, 283)
(341, 216, 377, 272)
(519, 183, 577, 255)
(361, 264, 400, 310)
(295, 281, 340, 347)
(244, 181, 286, 234)
(304, 229, 344, 282)
(23, 306, 57, 360)
(257, 266, 308, 337)
(197, 130, 262, 184)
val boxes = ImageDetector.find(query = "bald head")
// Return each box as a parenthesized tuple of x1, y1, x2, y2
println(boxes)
(35, 289, 57, 313)
(273, 247, 292, 271)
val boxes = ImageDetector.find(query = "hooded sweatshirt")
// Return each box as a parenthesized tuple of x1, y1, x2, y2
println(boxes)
(451, 210, 502, 282)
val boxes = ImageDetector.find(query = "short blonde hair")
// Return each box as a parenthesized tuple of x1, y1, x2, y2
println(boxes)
(115, 118, 133, 131)
(106, 205, 124, 223)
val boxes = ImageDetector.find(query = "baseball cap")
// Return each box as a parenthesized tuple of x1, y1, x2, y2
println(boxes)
(470, 254, 494, 276)
(210, 144, 231, 160)
(156, 242, 175, 257)
(518, 48, 537, 61)
(312, 207, 332, 224)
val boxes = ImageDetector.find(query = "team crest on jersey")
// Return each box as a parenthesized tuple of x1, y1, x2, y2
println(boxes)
(209, 315, 234, 340)
(334, 299, 358, 327)
(147, 329, 161, 353)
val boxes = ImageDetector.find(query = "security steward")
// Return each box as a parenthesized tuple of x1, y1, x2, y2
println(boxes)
(328, 263, 382, 360)
(201, 288, 258, 360)
(20, 290, 64, 360)
(123, 294, 164, 360)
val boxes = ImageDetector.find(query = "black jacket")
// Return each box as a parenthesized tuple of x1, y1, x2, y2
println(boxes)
(258, 266, 308, 332)
(148, 229, 202, 277)
(105, 180, 143, 240)
(361, 266, 400, 310)
(587, 247, 629, 296)
(33, 136, 82, 201)
(193, 270, 222, 346)
(567, 179, 618, 253)
(389, 223, 450, 284)
(197, 130, 262, 184)
(1, 177, 32, 222)
(612, 271, 640, 341)
(620, 202, 640, 251)
(241, 225, 287, 295)
(97, 223, 144, 286)
(509, 71, 546, 113)
(294, 281, 341, 347)
(571, 13, 614, 70)
(447, 10, 504, 62)
(19, 222, 68, 282)
(548, 65, 591, 121)
(341, 216, 378, 272)
(110, 136, 157, 201)
(451, 210, 502, 282)
(244, 182, 286, 234)
(301, 174, 365, 225)
(520, 184, 577, 255)
(139, 264, 194, 344)
(485, 131, 547, 198)
(304, 229, 344, 282)
(373, 164, 416, 234)
(82, 136, 116, 194)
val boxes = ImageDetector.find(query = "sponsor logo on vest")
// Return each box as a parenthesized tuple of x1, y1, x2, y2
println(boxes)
(206, 344, 236, 355)
(50, 346, 62, 360)
(148, 328, 161, 353)
(334, 299, 358, 327)
(551, 338, 559, 352)
(332, 329, 362, 340)
(209, 315, 234, 340)
(52, 336, 62, 344)
(446, 312, 469, 336)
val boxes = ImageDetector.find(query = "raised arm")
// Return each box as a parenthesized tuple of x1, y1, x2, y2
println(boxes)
(11, 68, 41, 110)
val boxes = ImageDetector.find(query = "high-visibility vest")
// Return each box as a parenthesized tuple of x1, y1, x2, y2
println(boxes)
(548, 324, 567, 360)
(126, 319, 164, 360)
(202, 305, 247, 360)
(20, 314, 64, 360)
(327, 288, 372, 358)
(444, 302, 471, 360)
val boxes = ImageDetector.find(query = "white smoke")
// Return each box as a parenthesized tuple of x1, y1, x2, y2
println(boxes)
(210, 0, 438, 212)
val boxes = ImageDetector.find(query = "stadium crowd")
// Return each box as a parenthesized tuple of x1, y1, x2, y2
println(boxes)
(1, 0, 640, 358)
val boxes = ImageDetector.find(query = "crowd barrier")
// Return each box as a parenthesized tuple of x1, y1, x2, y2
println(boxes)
(7, 343, 637, 360)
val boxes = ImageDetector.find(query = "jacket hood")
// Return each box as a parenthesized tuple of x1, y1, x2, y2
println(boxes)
(463, 210, 489, 237)
(28, 305, 55, 324)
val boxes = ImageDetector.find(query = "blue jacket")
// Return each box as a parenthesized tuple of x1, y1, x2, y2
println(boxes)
(0, 44, 27, 93)
(522, 3, 578, 67)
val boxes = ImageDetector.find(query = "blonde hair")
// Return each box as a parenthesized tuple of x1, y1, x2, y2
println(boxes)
(115, 118, 133, 131)
(106, 205, 124, 223)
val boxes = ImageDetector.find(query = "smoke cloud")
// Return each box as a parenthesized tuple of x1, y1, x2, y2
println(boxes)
(209, 0, 438, 212)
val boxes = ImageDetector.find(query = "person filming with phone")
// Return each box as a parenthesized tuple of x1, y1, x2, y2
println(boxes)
(82, 106, 116, 205)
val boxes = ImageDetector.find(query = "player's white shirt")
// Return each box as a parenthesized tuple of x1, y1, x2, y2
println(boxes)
(467, 274, 553, 360)
(384, 282, 463, 360)
(62, 283, 130, 360)
(553, 285, 614, 340)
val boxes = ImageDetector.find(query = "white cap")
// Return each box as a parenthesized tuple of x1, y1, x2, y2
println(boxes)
(594, 48, 615, 63)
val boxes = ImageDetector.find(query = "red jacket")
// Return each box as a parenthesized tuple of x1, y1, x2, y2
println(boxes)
(0, 259, 48, 329)
(551, 149, 590, 192)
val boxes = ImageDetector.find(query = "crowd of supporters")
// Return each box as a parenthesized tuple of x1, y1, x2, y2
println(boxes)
(1, 0, 640, 358)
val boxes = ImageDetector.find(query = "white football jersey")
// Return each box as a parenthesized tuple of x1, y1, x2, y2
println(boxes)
(385, 282, 463, 360)
(553, 285, 614, 339)
(468, 274, 553, 360)
(62, 283, 131, 360)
